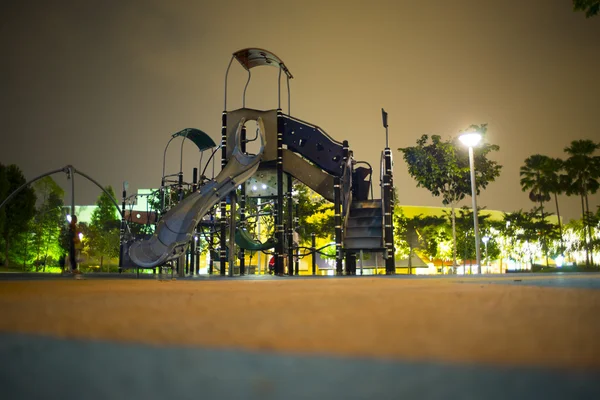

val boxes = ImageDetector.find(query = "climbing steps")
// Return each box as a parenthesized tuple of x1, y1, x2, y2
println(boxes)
(344, 199, 384, 250)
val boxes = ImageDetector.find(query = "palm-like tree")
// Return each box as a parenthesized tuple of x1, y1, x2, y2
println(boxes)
(520, 155, 552, 265)
(563, 139, 600, 266)
(543, 157, 566, 253)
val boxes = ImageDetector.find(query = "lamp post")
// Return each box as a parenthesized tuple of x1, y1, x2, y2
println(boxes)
(482, 235, 489, 273)
(459, 132, 482, 274)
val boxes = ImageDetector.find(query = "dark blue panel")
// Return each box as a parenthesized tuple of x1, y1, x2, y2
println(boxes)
(461, 275, 600, 289)
(2, 333, 599, 400)
(282, 116, 344, 176)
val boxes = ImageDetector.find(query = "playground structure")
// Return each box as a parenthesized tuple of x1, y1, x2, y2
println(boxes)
(126, 48, 396, 276)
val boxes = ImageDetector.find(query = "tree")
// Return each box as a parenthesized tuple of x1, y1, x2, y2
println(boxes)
(520, 155, 554, 265)
(563, 140, 600, 266)
(393, 209, 447, 273)
(573, 0, 600, 18)
(31, 176, 65, 270)
(0, 166, 7, 260)
(88, 186, 120, 271)
(0, 164, 36, 267)
(294, 182, 334, 242)
(544, 158, 566, 253)
(399, 124, 502, 269)
(451, 207, 493, 272)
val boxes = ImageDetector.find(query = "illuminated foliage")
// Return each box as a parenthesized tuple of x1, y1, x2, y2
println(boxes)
(393, 208, 447, 268)
(31, 176, 65, 271)
(520, 155, 565, 263)
(0, 166, 6, 244)
(0, 164, 36, 268)
(88, 186, 120, 271)
(563, 139, 600, 266)
(294, 183, 334, 242)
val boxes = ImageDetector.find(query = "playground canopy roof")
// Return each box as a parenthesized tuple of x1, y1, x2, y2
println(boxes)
(233, 48, 293, 79)
(171, 128, 216, 152)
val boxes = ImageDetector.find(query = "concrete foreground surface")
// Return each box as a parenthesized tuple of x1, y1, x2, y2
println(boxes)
(1, 273, 599, 399)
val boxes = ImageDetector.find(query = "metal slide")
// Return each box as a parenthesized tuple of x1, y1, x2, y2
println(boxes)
(129, 118, 266, 268)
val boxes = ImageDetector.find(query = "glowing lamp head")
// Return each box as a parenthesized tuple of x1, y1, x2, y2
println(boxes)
(78, 232, 84, 241)
(555, 254, 564, 268)
(459, 132, 482, 147)
(482, 236, 490, 244)
(66, 215, 72, 223)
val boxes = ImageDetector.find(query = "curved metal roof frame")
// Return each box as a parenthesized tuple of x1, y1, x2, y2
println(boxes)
(162, 128, 217, 189)
(232, 48, 293, 79)
(224, 48, 293, 112)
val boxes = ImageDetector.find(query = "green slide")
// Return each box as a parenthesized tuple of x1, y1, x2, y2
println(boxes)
(235, 228, 277, 251)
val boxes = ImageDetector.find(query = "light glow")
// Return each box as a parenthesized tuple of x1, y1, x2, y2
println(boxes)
(459, 132, 482, 147)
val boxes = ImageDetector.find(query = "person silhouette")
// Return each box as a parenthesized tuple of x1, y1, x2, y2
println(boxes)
(68, 215, 82, 278)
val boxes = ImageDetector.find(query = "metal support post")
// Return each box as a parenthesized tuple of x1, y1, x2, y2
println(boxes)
(334, 176, 343, 275)
(257, 198, 262, 275)
(239, 126, 246, 275)
(345, 251, 355, 275)
(189, 169, 198, 276)
(178, 253, 185, 278)
(311, 233, 316, 275)
(160, 177, 166, 218)
(287, 174, 294, 276)
(359, 250, 364, 276)
(209, 207, 215, 275)
(384, 148, 395, 274)
(276, 109, 285, 275)
(228, 192, 237, 277)
(118, 183, 127, 273)
(294, 203, 299, 275)
(468, 146, 482, 274)
(220, 111, 227, 275)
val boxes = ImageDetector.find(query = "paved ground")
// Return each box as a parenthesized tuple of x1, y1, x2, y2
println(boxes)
(1, 273, 599, 399)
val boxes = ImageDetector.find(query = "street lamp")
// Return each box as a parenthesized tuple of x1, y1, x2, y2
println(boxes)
(482, 235, 490, 272)
(459, 131, 482, 274)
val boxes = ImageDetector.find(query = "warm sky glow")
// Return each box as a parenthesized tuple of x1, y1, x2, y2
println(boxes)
(1, 0, 599, 222)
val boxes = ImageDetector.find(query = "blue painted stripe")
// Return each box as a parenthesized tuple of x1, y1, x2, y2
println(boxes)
(1, 333, 598, 400)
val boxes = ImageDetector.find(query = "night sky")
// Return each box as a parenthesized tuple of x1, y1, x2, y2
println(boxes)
(1, 0, 599, 222)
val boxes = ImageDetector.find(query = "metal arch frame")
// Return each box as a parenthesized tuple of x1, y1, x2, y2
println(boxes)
(160, 130, 217, 214)
(0, 165, 124, 220)
(224, 49, 293, 114)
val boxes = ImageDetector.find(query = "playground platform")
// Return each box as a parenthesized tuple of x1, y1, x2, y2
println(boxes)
(1, 273, 599, 399)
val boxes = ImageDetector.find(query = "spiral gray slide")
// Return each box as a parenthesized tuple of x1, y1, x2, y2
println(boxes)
(129, 118, 265, 268)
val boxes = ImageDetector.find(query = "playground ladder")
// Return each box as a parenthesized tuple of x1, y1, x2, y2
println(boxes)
(343, 199, 384, 250)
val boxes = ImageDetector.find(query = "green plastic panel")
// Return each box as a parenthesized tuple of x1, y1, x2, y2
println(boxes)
(171, 128, 216, 152)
